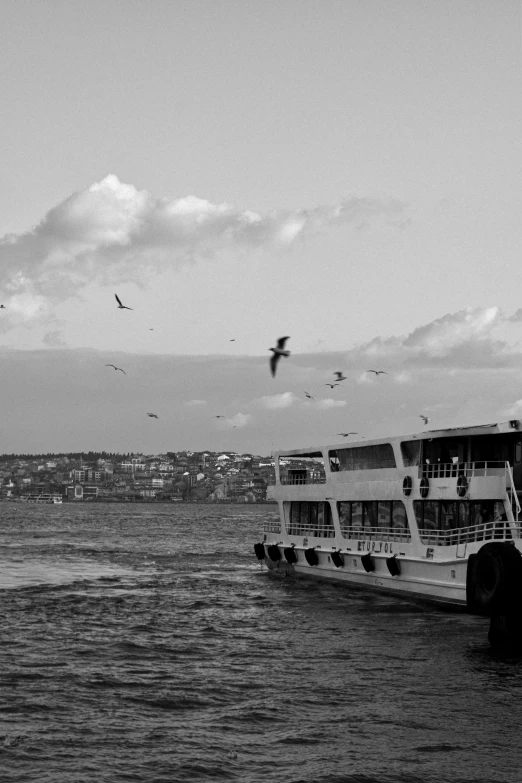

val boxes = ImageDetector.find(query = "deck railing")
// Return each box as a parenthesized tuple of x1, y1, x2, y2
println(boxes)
(269, 474, 327, 486)
(419, 461, 507, 479)
(419, 520, 518, 545)
(339, 525, 411, 543)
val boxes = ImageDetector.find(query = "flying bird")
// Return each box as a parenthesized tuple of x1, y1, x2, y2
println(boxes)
(420, 415, 429, 426)
(333, 371, 347, 382)
(147, 413, 159, 419)
(269, 336, 290, 377)
(212, 415, 225, 419)
(105, 364, 126, 375)
(0, 304, 5, 309)
(115, 294, 133, 310)
(304, 391, 315, 402)
(229, 339, 235, 341)
(338, 432, 358, 437)
(366, 370, 388, 376)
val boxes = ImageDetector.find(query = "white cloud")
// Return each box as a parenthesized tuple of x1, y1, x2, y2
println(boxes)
(185, 399, 207, 407)
(316, 398, 347, 410)
(500, 400, 522, 417)
(0, 174, 404, 327)
(219, 412, 252, 429)
(256, 392, 297, 409)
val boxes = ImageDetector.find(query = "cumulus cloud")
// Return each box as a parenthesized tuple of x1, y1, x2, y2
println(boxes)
(353, 306, 517, 370)
(316, 398, 347, 409)
(256, 392, 297, 409)
(0, 174, 404, 327)
(218, 412, 252, 429)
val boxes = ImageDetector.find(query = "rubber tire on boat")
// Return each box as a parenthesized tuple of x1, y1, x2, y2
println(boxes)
(361, 553, 374, 573)
(386, 556, 400, 576)
(254, 543, 266, 560)
(284, 547, 298, 564)
(420, 476, 430, 498)
(266, 544, 281, 562)
(466, 543, 522, 616)
(304, 548, 319, 566)
(402, 476, 412, 497)
(331, 551, 344, 568)
(456, 474, 468, 498)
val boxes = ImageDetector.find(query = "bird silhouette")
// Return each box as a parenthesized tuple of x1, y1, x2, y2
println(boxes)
(105, 364, 126, 375)
(147, 413, 159, 419)
(420, 415, 429, 425)
(115, 294, 133, 310)
(212, 415, 225, 419)
(304, 391, 315, 402)
(366, 370, 388, 375)
(0, 304, 5, 309)
(269, 336, 290, 377)
(323, 383, 340, 389)
(333, 371, 347, 382)
(229, 339, 235, 341)
(338, 432, 358, 437)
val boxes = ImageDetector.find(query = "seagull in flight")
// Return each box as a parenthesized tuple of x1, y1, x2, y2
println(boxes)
(229, 339, 235, 341)
(0, 304, 5, 309)
(304, 391, 315, 402)
(115, 294, 133, 310)
(323, 383, 340, 389)
(105, 364, 127, 375)
(420, 415, 429, 426)
(366, 370, 388, 376)
(338, 432, 358, 437)
(333, 371, 347, 382)
(269, 336, 290, 377)
(212, 415, 225, 419)
(147, 413, 159, 419)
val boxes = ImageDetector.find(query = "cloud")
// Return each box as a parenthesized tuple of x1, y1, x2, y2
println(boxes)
(43, 330, 66, 347)
(316, 398, 347, 409)
(184, 399, 207, 407)
(500, 400, 522, 417)
(0, 174, 404, 328)
(256, 392, 297, 409)
(219, 412, 252, 429)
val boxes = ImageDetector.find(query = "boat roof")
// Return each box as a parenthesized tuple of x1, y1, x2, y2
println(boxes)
(273, 420, 521, 459)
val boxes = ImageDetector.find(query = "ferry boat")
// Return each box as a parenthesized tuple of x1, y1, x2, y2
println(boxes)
(254, 420, 522, 638)
(25, 493, 63, 504)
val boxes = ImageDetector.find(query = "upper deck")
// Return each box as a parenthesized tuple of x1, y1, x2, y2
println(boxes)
(268, 420, 522, 508)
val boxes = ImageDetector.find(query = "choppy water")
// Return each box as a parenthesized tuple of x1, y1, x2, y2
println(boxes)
(1, 503, 521, 783)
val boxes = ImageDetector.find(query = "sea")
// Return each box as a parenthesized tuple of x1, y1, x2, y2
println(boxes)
(1, 503, 522, 783)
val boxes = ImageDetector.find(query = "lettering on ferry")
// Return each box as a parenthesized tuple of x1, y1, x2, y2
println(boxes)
(357, 541, 393, 554)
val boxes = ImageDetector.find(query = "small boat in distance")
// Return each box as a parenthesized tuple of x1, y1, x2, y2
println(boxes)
(254, 420, 522, 646)
(25, 494, 63, 504)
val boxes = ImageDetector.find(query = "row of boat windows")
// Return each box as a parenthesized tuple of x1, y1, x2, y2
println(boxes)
(329, 444, 396, 472)
(413, 500, 506, 531)
(286, 501, 409, 539)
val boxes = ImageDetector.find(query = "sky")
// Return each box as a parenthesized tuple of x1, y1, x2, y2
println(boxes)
(0, 0, 520, 454)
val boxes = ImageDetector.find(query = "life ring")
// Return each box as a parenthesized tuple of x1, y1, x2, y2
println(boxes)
(331, 550, 344, 568)
(402, 476, 412, 496)
(420, 476, 430, 498)
(254, 543, 266, 560)
(284, 546, 298, 564)
(466, 542, 522, 616)
(304, 548, 319, 566)
(456, 474, 468, 497)
(266, 544, 281, 562)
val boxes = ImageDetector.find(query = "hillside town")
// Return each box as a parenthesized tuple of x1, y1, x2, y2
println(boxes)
(0, 450, 280, 503)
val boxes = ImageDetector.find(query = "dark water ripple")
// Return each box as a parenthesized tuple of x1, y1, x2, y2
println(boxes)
(1, 504, 522, 783)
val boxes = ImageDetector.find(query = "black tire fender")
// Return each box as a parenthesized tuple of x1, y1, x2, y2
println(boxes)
(466, 543, 522, 616)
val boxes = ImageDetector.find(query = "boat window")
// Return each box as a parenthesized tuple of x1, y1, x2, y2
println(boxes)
(401, 440, 422, 467)
(337, 500, 411, 541)
(287, 502, 334, 537)
(351, 501, 363, 530)
(413, 500, 423, 528)
(458, 502, 470, 529)
(329, 444, 396, 471)
(440, 501, 457, 531)
(365, 501, 378, 528)
(516, 441, 522, 463)
(423, 501, 440, 532)
(378, 501, 391, 529)
(392, 501, 408, 530)
(338, 501, 351, 537)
